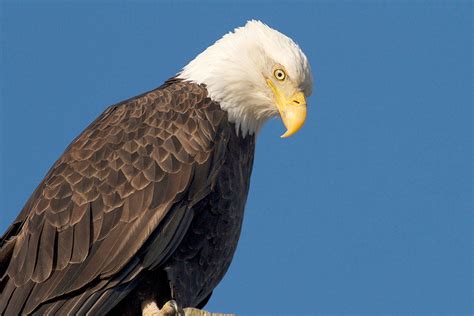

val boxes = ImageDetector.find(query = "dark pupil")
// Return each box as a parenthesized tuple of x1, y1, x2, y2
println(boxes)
(277, 71, 283, 78)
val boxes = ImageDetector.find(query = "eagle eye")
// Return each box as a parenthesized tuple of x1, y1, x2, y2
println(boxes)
(274, 69, 286, 81)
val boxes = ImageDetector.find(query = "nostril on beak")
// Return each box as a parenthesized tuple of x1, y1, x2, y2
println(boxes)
(292, 100, 300, 104)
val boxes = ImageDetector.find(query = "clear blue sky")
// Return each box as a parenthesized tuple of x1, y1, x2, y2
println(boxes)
(0, 1, 472, 315)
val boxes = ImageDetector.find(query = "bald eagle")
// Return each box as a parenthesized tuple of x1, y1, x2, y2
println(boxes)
(0, 20, 312, 315)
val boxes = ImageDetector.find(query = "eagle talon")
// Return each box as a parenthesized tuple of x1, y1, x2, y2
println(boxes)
(142, 299, 181, 316)
(164, 300, 182, 316)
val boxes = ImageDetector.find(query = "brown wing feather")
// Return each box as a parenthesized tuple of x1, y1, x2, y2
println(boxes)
(0, 80, 229, 314)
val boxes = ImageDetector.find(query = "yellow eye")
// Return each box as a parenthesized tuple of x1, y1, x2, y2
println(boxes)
(274, 69, 286, 81)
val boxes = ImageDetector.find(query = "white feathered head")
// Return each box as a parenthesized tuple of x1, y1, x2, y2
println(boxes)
(179, 20, 313, 137)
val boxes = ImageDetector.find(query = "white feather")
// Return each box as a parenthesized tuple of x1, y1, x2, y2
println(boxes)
(178, 20, 313, 137)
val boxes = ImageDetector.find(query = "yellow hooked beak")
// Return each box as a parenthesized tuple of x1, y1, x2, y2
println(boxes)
(267, 79, 307, 138)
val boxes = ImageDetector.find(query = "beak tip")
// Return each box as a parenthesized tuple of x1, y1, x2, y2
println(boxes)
(280, 130, 293, 138)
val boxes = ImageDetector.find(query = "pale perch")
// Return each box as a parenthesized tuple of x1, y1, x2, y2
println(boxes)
(142, 299, 234, 316)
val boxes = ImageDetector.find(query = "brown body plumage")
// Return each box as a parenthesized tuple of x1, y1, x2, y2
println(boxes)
(0, 79, 255, 314)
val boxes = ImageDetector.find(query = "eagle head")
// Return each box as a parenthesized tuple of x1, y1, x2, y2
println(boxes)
(178, 20, 313, 138)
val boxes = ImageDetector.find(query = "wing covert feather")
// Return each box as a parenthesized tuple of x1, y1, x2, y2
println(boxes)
(0, 81, 229, 314)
